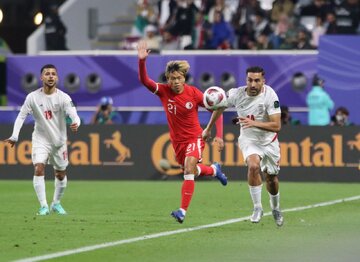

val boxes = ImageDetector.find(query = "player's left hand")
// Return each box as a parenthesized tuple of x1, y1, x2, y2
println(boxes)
(239, 117, 255, 129)
(3, 138, 16, 148)
(70, 123, 79, 132)
(212, 137, 224, 152)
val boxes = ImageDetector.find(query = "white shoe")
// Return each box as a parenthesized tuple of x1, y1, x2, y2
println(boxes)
(272, 209, 284, 227)
(250, 207, 263, 223)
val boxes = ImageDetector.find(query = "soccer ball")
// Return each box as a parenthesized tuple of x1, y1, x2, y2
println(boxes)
(203, 86, 227, 110)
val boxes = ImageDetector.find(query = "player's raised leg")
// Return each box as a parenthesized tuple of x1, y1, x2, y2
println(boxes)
(197, 163, 227, 185)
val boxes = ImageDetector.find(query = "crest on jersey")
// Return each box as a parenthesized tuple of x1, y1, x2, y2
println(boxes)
(185, 102, 193, 109)
(274, 101, 280, 108)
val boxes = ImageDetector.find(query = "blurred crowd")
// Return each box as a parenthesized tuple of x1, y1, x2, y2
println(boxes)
(121, 0, 360, 51)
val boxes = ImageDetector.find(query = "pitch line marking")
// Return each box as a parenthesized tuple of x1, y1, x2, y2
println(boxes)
(13, 195, 360, 262)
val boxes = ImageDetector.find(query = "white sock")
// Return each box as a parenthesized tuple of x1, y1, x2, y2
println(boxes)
(249, 184, 263, 209)
(33, 176, 47, 207)
(53, 176, 67, 204)
(269, 192, 280, 211)
(179, 208, 186, 215)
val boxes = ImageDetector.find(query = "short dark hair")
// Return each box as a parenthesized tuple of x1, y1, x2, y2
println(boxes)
(40, 64, 57, 74)
(246, 66, 265, 76)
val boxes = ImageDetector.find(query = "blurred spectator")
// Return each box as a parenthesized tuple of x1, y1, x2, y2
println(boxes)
(131, 0, 156, 37)
(157, 0, 177, 32)
(281, 106, 301, 125)
(44, 4, 68, 50)
(295, 29, 313, 49)
(300, 0, 331, 21)
(279, 17, 299, 49)
(0, 37, 11, 105)
(270, 13, 290, 48)
(167, 0, 199, 49)
(252, 10, 272, 40)
(91, 97, 123, 124)
(142, 24, 161, 52)
(330, 106, 354, 126)
(310, 15, 326, 48)
(306, 74, 334, 126)
(208, 11, 235, 49)
(160, 29, 180, 50)
(271, 0, 294, 23)
(324, 11, 339, 34)
(256, 32, 273, 50)
(207, 0, 234, 23)
(333, 0, 360, 34)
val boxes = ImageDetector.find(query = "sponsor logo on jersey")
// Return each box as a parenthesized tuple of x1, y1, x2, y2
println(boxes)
(274, 101, 280, 108)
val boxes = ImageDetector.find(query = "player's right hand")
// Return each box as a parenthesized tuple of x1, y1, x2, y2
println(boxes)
(4, 138, 16, 148)
(70, 123, 79, 132)
(137, 40, 151, 60)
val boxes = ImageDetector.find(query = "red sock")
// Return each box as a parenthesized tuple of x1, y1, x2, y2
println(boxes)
(180, 179, 195, 211)
(197, 164, 215, 177)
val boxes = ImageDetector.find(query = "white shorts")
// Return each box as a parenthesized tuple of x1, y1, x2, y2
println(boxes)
(238, 138, 280, 175)
(32, 142, 68, 171)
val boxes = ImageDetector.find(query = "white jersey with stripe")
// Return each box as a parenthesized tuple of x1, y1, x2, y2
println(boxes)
(10, 88, 81, 147)
(226, 84, 281, 146)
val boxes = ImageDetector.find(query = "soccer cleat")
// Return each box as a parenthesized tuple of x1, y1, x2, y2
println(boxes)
(37, 206, 50, 216)
(272, 209, 284, 227)
(250, 207, 263, 223)
(51, 203, 67, 215)
(212, 162, 228, 186)
(171, 209, 185, 224)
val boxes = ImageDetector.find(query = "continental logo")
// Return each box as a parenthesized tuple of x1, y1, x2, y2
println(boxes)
(152, 132, 360, 175)
(0, 131, 132, 166)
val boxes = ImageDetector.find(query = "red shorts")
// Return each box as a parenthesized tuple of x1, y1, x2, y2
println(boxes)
(173, 137, 205, 166)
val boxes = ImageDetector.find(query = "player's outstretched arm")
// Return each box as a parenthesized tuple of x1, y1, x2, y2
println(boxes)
(137, 40, 151, 60)
(202, 107, 226, 141)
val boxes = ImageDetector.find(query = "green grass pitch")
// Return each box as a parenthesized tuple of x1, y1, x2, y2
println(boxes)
(1, 180, 360, 262)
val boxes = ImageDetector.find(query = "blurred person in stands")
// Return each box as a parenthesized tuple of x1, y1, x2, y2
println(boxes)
(0, 37, 12, 105)
(202, 66, 284, 227)
(310, 15, 326, 48)
(208, 11, 235, 49)
(167, 0, 199, 49)
(141, 24, 161, 52)
(306, 74, 334, 125)
(281, 105, 301, 125)
(91, 96, 123, 124)
(157, 0, 177, 33)
(131, 0, 156, 37)
(137, 40, 227, 224)
(44, 4, 68, 50)
(3, 64, 80, 215)
(270, 0, 294, 23)
(295, 29, 313, 49)
(330, 106, 354, 126)
(160, 29, 180, 50)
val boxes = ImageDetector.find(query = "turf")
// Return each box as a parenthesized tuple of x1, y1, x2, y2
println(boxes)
(0, 180, 360, 262)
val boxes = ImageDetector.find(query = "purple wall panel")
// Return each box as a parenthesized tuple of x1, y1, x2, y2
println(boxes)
(7, 54, 317, 109)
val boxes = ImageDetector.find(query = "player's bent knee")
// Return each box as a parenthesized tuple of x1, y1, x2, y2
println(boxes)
(248, 163, 260, 174)
(34, 164, 45, 176)
(55, 170, 66, 180)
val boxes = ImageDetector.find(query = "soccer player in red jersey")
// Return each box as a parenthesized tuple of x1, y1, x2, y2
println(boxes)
(137, 40, 227, 223)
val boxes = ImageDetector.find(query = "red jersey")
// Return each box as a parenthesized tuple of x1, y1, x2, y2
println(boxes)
(139, 59, 205, 143)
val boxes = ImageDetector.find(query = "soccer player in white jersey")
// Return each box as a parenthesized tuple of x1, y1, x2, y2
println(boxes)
(202, 66, 284, 226)
(4, 64, 81, 216)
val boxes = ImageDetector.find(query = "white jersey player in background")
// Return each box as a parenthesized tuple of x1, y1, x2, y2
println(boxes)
(4, 64, 81, 216)
(202, 66, 284, 226)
